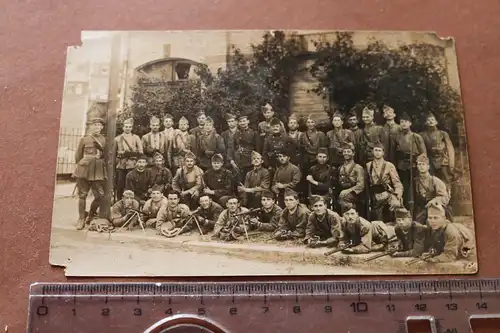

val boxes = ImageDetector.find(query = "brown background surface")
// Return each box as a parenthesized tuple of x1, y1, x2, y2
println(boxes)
(1, 0, 500, 331)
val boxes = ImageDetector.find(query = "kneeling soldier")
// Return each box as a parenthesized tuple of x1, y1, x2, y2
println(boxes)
(273, 189, 310, 241)
(340, 204, 395, 254)
(142, 185, 168, 228)
(304, 195, 343, 248)
(110, 190, 140, 229)
(156, 190, 192, 236)
(213, 197, 250, 241)
(390, 207, 427, 258)
(248, 190, 283, 232)
(194, 195, 224, 233)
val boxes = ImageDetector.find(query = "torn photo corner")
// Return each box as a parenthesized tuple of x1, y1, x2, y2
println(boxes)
(49, 30, 477, 277)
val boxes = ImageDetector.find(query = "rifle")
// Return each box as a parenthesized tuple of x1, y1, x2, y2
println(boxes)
(406, 250, 436, 265)
(363, 248, 397, 262)
(324, 241, 355, 256)
(231, 207, 263, 217)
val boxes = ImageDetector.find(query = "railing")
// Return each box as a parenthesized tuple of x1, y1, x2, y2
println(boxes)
(57, 127, 83, 176)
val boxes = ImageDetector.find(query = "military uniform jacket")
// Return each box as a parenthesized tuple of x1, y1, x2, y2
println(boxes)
(171, 130, 192, 157)
(73, 134, 107, 181)
(305, 209, 343, 242)
(271, 162, 301, 193)
(142, 197, 168, 219)
(141, 131, 165, 158)
(203, 168, 233, 198)
(420, 128, 455, 169)
(157, 203, 191, 226)
(262, 133, 298, 168)
(254, 204, 283, 232)
(427, 220, 472, 263)
(356, 123, 387, 163)
(233, 128, 260, 168)
(276, 203, 310, 236)
(326, 128, 355, 166)
(382, 122, 401, 163)
(214, 207, 250, 234)
(162, 127, 177, 167)
(366, 159, 403, 197)
(298, 130, 329, 163)
(342, 218, 388, 253)
(309, 164, 335, 196)
(114, 133, 143, 169)
(197, 202, 224, 230)
(258, 119, 286, 138)
(393, 222, 427, 257)
(192, 130, 226, 170)
(338, 161, 365, 194)
(148, 166, 173, 194)
(221, 129, 238, 166)
(125, 169, 151, 201)
(393, 130, 427, 170)
(110, 198, 140, 226)
(244, 167, 271, 191)
(287, 130, 302, 166)
(350, 126, 364, 163)
(415, 174, 450, 207)
(172, 165, 204, 193)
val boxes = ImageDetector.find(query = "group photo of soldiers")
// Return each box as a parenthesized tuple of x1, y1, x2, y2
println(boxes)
(72, 100, 474, 266)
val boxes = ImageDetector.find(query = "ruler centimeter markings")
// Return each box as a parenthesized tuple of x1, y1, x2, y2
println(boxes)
(28, 279, 500, 333)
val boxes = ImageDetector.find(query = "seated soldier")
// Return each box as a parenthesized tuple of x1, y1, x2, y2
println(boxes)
(156, 190, 192, 236)
(340, 204, 396, 254)
(306, 147, 335, 206)
(203, 154, 233, 206)
(304, 195, 343, 248)
(148, 152, 173, 196)
(212, 197, 250, 241)
(193, 194, 224, 234)
(110, 190, 140, 228)
(271, 149, 301, 207)
(248, 190, 283, 232)
(418, 202, 474, 263)
(273, 189, 310, 241)
(172, 151, 204, 209)
(238, 151, 271, 209)
(142, 185, 168, 228)
(125, 154, 151, 205)
(390, 207, 428, 258)
(337, 143, 365, 215)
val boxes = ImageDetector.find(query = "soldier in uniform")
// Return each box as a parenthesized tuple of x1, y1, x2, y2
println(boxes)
(125, 154, 151, 206)
(346, 110, 363, 163)
(357, 105, 387, 166)
(114, 117, 143, 200)
(238, 151, 271, 209)
(193, 195, 224, 234)
(262, 117, 297, 170)
(393, 112, 427, 209)
(156, 190, 192, 236)
(306, 148, 335, 206)
(418, 202, 474, 263)
(202, 154, 233, 206)
(286, 114, 302, 167)
(148, 152, 173, 196)
(212, 197, 250, 241)
(172, 151, 204, 209)
(258, 103, 286, 144)
(414, 154, 451, 223)
(381, 105, 401, 164)
(170, 116, 193, 174)
(162, 114, 176, 169)
(189, 110, 207, 138)
(390, 207, 428, 258)
(191, 116, 225, 171)
(340, 204, 395, 254)
(220, 113, 238, 170)
(366, 143, 404, 222)
(248, 190, 283, 233)
(271, 150, 301, 207)
(419, 113, 455, 195)
(337, 143, 365, 215)
(110, 190, 140, 228)
(273, 189, 310, 241)
(304, 195, 343, 248)
(142, 185, 168, 228)
(74, 117, 108, 230)
(326, 112, 354, 168)
(141, 116, 165, 167)
(231, 115, 260, 183)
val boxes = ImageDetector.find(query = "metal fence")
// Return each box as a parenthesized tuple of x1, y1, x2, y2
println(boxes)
(57, 127, 83, 176)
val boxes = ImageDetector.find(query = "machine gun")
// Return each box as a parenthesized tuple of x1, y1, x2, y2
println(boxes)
(113, 208, 146, 234)
(230, 207, 263, 217)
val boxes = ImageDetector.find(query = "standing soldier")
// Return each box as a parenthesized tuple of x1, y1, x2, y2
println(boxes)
(273, 189, 310, 241)
(366, 143, 404, 222)
(220, 113, 238, 170)
(258, 103, 286, 144)
(414, 154, 451, 223)
(74, 117, 108, 230)
(381, 105, 401, 163)
(287, 114, 302, 167)
(326, 112, 354, 168)
(238, 151, 271, 209)
(262, 117, 297, 170)
(358, 105, 387, 166)
(125, 154, 151, 206)
(337, 143, 365, 215)
(390, 207, 428, 258)
(191, 116, 225, 171)
(189, 110, 207, 138)
(141, 116, 165, 167)
(162, 114, 176, 169)
(304, 195, 343, 249)
(231, 115, 260, 183)
(346, 110, 363, 163)
(172, 151, 204, 209)
(114, 117, 143, 200)
(271, 150, 301, 207)
(393, 112, 427, 210)
(306, 148, 335, 206)
(170, 116, 193, 174)
(202, 154, 233, 206)
(419, 113, 455, 195)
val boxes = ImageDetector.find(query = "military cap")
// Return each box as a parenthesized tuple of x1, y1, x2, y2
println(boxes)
(151, 184, 163, 193)
(372, 142, 385, 150)
(427, 201, 446, 216)
(283, 188, 299, 199)
(270, 117, 281, 126)
(153, 152, 164, 160)
(150, 116, 160, 124)
(196, 110, 206, 118)
(261, 103, 273, 112)
(179, 116, 189, 124)
(416, 154, 429, 164)
(163, 113, 173, 120)
(347, 110, 358, 119)
(261, 189, 275, 199)
(205, 116, 214, 124)
(341, 202, 356, 214)
(306, 114, 315, 121)
(317, 147, 329, 156)
(341, 142, 355, 151)
(238, 114, 248, 121)
(362, 106, 375, 116)
(425, 112, 437, 120)
(395, 207, 411, 219)
(123, 117, 134, 126)
(382, 105, 395, 113)
(309, 195, 325, 205)
(137, 154, 148, 161)
(88, 117, 105, 125)
(288, 114, 298, 121)
(332, 112, 344, 120)
(184, 151, 196, 160)
(400, 112, 412, 122)
(123, 190, 135, 198)
(226, 113, 237, 121)
(275, 148, 290, 157)
(251, 151, 262, 160)
(211, 153, 224, 164)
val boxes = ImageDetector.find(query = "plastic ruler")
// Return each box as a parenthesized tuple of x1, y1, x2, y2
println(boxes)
(27, 279, 500, 332)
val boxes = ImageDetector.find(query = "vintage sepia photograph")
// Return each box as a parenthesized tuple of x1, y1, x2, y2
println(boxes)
(50, 30, 477, 276)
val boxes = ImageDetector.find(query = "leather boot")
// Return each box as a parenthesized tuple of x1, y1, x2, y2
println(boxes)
(76, 199, 86, 230)
(86, 199, 100, 224)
